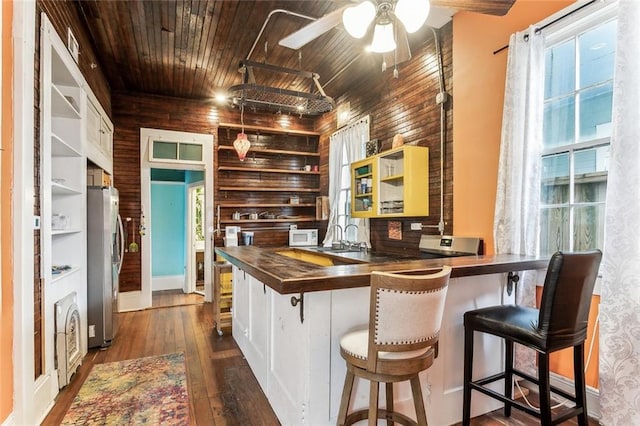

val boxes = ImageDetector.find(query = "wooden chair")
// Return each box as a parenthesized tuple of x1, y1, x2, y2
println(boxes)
(337, 266, 452, 426)
(462, 250, 602, 426)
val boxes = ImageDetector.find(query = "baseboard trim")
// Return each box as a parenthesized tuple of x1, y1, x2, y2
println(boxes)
(118, 290, 145, 312)
(152, 275, 184, 292)
(522, 373, 600, 421)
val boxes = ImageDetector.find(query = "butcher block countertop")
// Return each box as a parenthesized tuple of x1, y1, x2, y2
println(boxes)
(215, 246, 549, 294)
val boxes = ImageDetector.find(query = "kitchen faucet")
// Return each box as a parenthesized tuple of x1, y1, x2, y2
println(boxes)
(333, 224, 344, 249)
(344, 224, 359, 243)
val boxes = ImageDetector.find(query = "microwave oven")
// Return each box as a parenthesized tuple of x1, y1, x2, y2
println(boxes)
(289, 229, 318, 247)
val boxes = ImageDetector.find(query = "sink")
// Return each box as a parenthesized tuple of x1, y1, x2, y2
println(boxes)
(308, 246, 365, 254)
(275, 249, 364, 266)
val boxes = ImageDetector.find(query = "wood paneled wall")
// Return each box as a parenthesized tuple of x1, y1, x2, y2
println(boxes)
(112, 93, 318, 292)
(317, 24, 454, 256)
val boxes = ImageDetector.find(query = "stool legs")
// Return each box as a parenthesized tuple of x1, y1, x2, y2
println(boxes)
(573, 343, 588, 426)
(337, 369, 355, 426)
(368, 381, 379, 426)
(385, 383, 394, 426)
(538, 353, 552, 425)
(410, 376, 428, 425)
(504, 339, 514, 417)
(462, 327, 473, 425)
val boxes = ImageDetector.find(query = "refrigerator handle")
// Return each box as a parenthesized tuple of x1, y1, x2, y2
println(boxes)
(117, 214, 125, 274)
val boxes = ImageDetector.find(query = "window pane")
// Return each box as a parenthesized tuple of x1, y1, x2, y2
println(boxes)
(153, 141, 177, 159)
(579, 83, 613, 141)
(543, 96, 575, 148)
(579, 20, 617, 89)
(541, 153, 569, 204)
(338, 190, 347, 215)
(340, 165, 350, 189)
(575, 146, 609, 202)
(574, 204, 605, 251)
(540, 207, 570, 256)
(545, 40, 575, 99)
(179, 143, 203, 161)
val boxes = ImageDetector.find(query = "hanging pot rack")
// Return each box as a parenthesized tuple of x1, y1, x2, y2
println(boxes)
(229, 60, 335, 116)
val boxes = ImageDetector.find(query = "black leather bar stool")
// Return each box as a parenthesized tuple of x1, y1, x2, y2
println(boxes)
(462, 250, 602, 426)
(337, 266, 452, 426)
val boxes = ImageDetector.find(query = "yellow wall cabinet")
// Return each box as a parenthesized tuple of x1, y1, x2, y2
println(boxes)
(351, 145, 429, 218)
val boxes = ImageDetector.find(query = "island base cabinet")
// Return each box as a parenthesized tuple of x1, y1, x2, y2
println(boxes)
(231, 267, 515, 425)
(231, 267, 270, 392)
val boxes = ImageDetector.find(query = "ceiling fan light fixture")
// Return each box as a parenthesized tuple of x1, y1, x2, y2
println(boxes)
(395, 0, 430, 33)
(369, 22, 396, 53)
(342, 1, 376, 39)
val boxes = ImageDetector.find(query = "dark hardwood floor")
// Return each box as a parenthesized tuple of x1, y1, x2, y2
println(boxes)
(42, 302, 599, 425)
(151, 289, 205, 309)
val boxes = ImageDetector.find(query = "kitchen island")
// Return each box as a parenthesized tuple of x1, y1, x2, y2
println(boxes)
(215, 245, 548, 425)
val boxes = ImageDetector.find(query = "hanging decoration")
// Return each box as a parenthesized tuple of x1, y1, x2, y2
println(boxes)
(233, 103, 250, 161)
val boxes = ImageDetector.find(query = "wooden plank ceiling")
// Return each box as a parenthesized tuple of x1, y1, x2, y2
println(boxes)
(74, 0, 514, 112)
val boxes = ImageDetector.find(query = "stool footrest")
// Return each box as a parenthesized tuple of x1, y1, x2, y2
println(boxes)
(470, 369, 585, 425)
(344, 408, 418, 426)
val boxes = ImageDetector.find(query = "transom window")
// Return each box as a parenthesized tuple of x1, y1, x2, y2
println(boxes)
(540, 14, 617, 256)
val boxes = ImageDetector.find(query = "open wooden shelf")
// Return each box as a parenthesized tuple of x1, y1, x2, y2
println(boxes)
(219, 186, 320, 192)
(220, 217, 317, 224)
(218, 166, 320, 175)
(218, 203, 316, 208)
(217, 145, 319, 157)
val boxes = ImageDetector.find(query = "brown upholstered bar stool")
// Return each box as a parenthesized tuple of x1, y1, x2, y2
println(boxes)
(462, 250, 602, 426)
(337, 266, 452, 426)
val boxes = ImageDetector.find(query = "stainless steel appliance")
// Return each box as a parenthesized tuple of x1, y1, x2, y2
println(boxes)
(87, 186, 124, 348)
(418, 235, 482, 258)
(289, 228, 318, 247)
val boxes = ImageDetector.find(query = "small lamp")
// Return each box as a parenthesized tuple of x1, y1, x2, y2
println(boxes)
(233, 104, 250, 161)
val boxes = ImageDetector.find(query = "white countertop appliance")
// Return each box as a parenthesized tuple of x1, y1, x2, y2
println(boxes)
(289, 228, 318, 247)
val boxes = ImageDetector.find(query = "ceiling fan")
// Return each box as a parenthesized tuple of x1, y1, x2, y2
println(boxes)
(279, 0, 516, 65)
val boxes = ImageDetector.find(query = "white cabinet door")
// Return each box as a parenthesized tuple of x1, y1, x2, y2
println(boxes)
(86, 100, 100, 149)
(231, 266, 250, 355)
(267, 291, 332, 425)
(245, 274, 270, 391)
(99, 116, 113, 159)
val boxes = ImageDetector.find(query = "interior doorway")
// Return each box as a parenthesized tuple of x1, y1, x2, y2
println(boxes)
(148, 169, 205, 308)
(124, 128, 214, 312)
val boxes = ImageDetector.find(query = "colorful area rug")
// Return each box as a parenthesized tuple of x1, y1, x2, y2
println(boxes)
(62, 352, 190, 425)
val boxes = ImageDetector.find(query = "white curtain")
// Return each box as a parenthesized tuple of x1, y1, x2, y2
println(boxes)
(493, 26, 544, 374)
(325, 118, 370, 246)
(599, 0, 640, 422)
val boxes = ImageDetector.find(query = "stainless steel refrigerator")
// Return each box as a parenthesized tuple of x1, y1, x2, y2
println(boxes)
(87, 186, 124, 348)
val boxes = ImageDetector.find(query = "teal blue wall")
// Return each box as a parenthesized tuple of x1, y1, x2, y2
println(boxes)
(185, 170, 204, 184)
(151, 181, 186, 276)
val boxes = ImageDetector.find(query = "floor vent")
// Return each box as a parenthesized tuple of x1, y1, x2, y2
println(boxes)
(55, 292, 82, 389)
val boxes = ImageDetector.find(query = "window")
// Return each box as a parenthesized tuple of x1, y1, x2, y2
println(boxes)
(150, 140, 204, 163)
(336, 142, 355, 241)
(540, 14, 617, 256)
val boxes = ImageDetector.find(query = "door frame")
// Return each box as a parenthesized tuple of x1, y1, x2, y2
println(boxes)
(121, 128, 213, 311)
(186, 181, 205, 295)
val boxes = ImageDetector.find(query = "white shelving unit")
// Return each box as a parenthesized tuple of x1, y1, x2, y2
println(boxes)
(37, 13, 88, 412)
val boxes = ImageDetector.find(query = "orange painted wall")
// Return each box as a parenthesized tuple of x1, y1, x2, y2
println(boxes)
(452, 0, 572, 254)
(452, 0, 600, 388)
(1, 0, 14, 422)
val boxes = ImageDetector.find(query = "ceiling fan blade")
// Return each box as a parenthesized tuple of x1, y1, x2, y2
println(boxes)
(431, 0, 516, 16)
(381, 26, 411, 71)
(279, 5, 349, 50)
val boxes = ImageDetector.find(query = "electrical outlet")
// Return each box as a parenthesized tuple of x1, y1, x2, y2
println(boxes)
(89, 325, 95, 338)
(410, 223, 422, 231)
